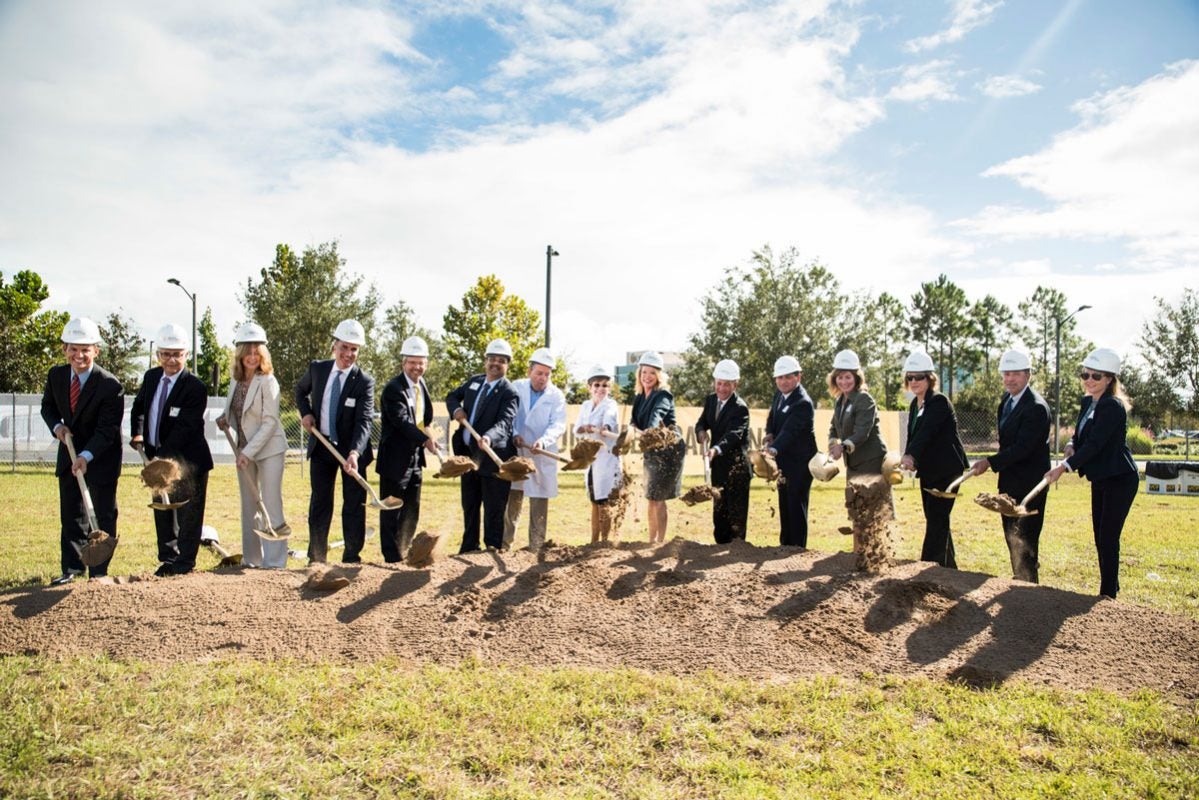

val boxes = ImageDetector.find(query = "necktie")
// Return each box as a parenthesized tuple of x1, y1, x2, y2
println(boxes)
(413, 380, 425, 431)
(716, 399, 726, 420)
(69, 374, 80, 415)
(1000, 395, 1015, 426)
(466, 382, 491, 444)
(153, 376, 170, 446)
(327, 371, 343, 439)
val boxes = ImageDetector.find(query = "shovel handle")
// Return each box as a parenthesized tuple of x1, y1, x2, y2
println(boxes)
(223, 428, 266, 504)
(63, 433, 100, 533)
(703, 450, 712, 484)
(308, 426, 377, 495)
(528, 444, 570, 464)
(458, 418, 504, 468)
(945, 470, 973, 494)
(1019, 477, 1051, 509)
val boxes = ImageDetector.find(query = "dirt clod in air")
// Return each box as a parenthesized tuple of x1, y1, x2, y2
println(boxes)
(846, 476, 894, 573)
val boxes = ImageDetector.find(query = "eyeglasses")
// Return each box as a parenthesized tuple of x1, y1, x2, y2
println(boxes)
(904, 374, 927, 383)
(1078, 371, 1107, 381)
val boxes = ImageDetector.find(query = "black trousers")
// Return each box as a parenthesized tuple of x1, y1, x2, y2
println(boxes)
(1091, 472, 1138, 598)
(379, 472, 423, 563)
(153, 468, 208, 574)
(919, 475, 957, 568)
(57, 473, 118, 577)
(307, 448, 367, 563)
(1000, 480, 1047, 583)
(778, 473, 813, 547)
(459, 471, 511, 552)
(712, 459, 751, 544)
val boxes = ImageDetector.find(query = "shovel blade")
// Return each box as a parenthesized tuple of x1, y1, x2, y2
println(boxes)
(923, 488, 959, 498)
(253, 523, 291, 541)
(148, 499, 190, 510)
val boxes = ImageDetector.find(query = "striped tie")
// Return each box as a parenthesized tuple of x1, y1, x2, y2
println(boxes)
(69, 374, 80, 414)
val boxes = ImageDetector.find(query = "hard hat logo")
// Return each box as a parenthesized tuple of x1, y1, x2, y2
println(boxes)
(832, 350, 861, 371)
(902, 351, 935, 373)
(998, 349, 1031, 372)
(485, 339, 513, 360)
(712, 359, 740, 381)
(400, 336, 429, 358)
(61, 317, 102, 345)
(530, 347, 555, 368)
(638, 351, 665, 369)
(155, 323, 189, 351)
(332, 319, 366, 346)
(234, 322, 268, 345)
(773, 355, 801, 377)
(1082, 347, 1121, 376)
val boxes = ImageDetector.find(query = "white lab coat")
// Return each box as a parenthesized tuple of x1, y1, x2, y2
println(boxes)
(576, 396, 622, 501)
(511, 378, 567, 498)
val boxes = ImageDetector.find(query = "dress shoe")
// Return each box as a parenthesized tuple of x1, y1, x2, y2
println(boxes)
(49, 573, 76, 586)
(154, 563, 174, 577)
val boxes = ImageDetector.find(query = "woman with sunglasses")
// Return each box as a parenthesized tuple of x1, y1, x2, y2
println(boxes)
(1045, 348, 1137, 598)
(899, 351, 969, 568)
(575, 365, 623, 543)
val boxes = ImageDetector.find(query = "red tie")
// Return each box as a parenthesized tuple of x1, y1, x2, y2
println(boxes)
(69, 374, 80, 414)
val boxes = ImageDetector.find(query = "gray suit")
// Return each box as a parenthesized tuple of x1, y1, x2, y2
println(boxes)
(828, 390, 887, 474)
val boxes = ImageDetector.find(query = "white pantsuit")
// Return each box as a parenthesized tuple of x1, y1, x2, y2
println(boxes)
(223, 373, 289, 568)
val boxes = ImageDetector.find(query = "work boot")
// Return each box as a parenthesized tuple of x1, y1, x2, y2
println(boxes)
(49, 573, 77, 586)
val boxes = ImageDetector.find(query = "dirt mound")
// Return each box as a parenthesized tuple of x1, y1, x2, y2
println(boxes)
(2, 542, 1196, 697)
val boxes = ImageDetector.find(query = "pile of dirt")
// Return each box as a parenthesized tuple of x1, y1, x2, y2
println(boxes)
(2, 541, 1197, 697)
(435, 456, 476, 478)
(569, 439, 603, 463)
(497, 457, 536, 481)
(639, 427, 679, 452)
(845, 476, 895, 572)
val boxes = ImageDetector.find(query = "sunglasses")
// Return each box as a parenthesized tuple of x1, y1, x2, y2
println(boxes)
(1078, 370, 1107, 381)
(904, 374, 927, 383)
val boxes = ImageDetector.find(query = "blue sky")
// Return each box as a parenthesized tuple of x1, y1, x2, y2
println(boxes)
(1, 0, 1196, 377)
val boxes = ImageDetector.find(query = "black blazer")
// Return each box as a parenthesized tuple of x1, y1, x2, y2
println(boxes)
(695, 392, 750, 483)
(1065, 394, 1137, 481)
(130, 367, 214, 472)
(988, 388, 1051, 496)
(630, 389, 677, 430)
(446, 374, 519, 475)
(765, 385, 817, 479)
(40, 364, 124, 482)
(905, 391, 968, 485)
(295, 360, 375, 467)
(376, 372, 433, 485)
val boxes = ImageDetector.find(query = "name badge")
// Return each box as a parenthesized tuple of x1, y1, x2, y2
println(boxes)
(169, 407, 181, 417)
(469, 382, 481, 391)
(345, 398, 357, 408)
(782, 406, 790, 414)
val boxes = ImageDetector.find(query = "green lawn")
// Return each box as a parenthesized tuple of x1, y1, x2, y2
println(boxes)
(2, 466, 1197, 798)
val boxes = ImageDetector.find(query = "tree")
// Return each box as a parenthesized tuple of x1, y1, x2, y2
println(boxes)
(240, 242, 382, 398)
(0, 270, 70, 392)
(841, 291, 908, 409)
(1139, 288, 1199, 415)
(679, 246, 850, 406)
(968, 294, 1013, 376)
(441, 275, 543, 390)
(909, 274, 970, 396)
(97, 309, 146, 393)
(1016, 286, 1091, 430)
(196, 307, 230, 396)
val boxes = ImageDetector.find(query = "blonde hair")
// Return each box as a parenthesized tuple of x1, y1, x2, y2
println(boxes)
(827, 368, 866, 398)
(1102, 374, 1132, 411)
(637, 365, 669, 396)
(232, 342, 273, 382)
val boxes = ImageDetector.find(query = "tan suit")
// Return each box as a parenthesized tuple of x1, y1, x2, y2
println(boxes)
(223, 374, 289, 567)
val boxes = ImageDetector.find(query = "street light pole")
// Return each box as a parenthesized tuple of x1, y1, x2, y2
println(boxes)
(545, 245, 559, 348)
(1053, 304, 1092, 455)
(167, 278, 198, 375)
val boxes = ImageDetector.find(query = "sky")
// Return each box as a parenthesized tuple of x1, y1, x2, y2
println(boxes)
(1, 0, 1196, 379)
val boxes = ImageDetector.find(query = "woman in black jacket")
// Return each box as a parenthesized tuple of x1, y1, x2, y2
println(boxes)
(1045, 348, 1138, 598)
(630, 351, 685, 544)
(899, 351, 969, 568)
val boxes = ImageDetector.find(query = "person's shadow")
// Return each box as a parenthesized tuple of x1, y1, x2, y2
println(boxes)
(335, 568, 432, 624)
(0, 585, 72, 619)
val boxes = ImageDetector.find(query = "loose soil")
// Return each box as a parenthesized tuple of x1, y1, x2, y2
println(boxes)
(3, 540, 1197, 697)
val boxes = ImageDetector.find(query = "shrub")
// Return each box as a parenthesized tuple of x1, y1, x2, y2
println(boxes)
(1127, 427, 1154, 455)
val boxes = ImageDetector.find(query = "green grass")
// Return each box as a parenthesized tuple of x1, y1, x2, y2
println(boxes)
(3, 466, 1198, 798)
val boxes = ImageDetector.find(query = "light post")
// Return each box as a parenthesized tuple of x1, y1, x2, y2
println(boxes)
(545, 245, 559, 348)
(1053, 304, 1092, 454)
(166, 278, 198, 374)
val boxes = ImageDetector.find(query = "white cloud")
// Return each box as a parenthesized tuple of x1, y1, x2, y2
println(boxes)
(886, 59, 960, 103)
(978, 74, 1042, 98)
(962, 60, 1199, 270)
(905, 0, 1004, 53)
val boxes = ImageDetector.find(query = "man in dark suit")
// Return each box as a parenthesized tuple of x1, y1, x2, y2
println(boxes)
(446, 338, 519, 553)
(695, 358, 751, 544)
(130, 323, 214, 576)
(969, 349, 1051, 582)
(295, 319, 375, 564)
(40, 317, 125, 585)
(764, 355, 818, 547)
(376, 335, 437, 562)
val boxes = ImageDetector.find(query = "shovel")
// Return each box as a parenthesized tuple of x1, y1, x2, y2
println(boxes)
(975, 477, 1050, 518)
(307, 427, 403, 510)
(682, 450, 722, 506)
(459, 418, 536, 481)
(199, 526, 243, 567)
(134, 446, 189, 510)
(221, 427, 291, 540)
(925, 470, 975, 499)
(64, 432, 118, 567)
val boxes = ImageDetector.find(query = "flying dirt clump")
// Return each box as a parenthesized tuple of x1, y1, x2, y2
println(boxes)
(139, 459, 182, 492)
(846, 475, 895, 572)
(639, 427, 679, 452)
(681, 484, 722, 506)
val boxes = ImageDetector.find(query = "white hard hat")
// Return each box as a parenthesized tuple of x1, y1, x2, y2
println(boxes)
(903, 351, 935, 373)
(638, 351, 664, 369)
(998, 349, 1031, 372)
(400, 336, 429, 358)
(832, 349, 861, 371)
(61, 317, 101, 345)
(530, 347, 555, 368)
(586, 364, 612, 381)
(773, 355, 801, 377)
(332, 319, 366, 346)
(1082, 347, 1121, 376)
(485, 338, 513, 359)
(234, 322, 267, 344)
(156, 323, 189, 351)
(712, 359, 740, 381)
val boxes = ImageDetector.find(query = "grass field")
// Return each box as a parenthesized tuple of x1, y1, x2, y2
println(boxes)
(2, 465, 1197, 798)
